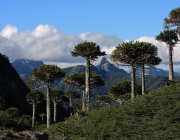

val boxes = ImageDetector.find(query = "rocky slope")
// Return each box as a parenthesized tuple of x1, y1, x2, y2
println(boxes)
(96, 57, 127, 73)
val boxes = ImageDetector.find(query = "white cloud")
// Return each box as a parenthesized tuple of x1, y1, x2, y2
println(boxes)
(0, 25, 18, 39)
(32, 24, 57, 37)
(79, 32, 122, 55)
(0, 25, 122, 68)
(1, 24, 180, 68)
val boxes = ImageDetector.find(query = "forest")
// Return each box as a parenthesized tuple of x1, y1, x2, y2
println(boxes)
(0, 7, 180, 140)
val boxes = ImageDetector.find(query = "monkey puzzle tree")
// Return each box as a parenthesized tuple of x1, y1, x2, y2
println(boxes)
(27, 64, 65, 128)
(164, 7, 180, 34)
(50, 89, 65, 122)
(109, 80, 141, 104)
(65, 90, 80, 116)
(63, 72, 104, 111)
(110, 41, 149, 99)
(26, 88, 43, 127)
(65, 90, 80, 107)
(156, 30, 179, 81)
(71, 41, 106, 111)
(135, 41, 162, 95)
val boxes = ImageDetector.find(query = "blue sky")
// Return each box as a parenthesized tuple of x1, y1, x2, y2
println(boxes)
(0, 0, 180, 70)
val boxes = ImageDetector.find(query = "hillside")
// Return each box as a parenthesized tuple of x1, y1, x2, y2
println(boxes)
(55, 65, 167, 98)
(65, 83, 180, 139)
(0, 54, 30, 113)
(11, 59, 44, 76)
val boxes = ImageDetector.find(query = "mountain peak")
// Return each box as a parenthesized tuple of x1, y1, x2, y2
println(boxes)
(96, 57, 127, 73)
(100, 57, 109, 65)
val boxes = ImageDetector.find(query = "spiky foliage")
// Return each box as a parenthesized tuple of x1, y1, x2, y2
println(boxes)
(135, 41, 162, 95)
(72, 41, 106, 111)
(71, 41, 106, 61)
(109, 80, 141, 102)
(27, 64, 65, 128)
(63, 72, 104, 111)
(110, 41, 149, 99)
(156, 30, 179, 46)
(27, 64, 65, 85)
(65, 90, 80, 107)
(26, 88, 43, 127)
(156, 30, 179, 81)
(164, 7, 180, 33)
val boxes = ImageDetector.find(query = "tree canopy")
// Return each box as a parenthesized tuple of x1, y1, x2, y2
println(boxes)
(156, 30, 179, 46)
(71, 41, 106, 61)
(28, 64, 65, 85)
(164, 7, 180, 31)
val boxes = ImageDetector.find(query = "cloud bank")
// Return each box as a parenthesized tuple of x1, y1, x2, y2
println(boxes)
(0, 24, 122, 67)
(0, 24, 180, 68)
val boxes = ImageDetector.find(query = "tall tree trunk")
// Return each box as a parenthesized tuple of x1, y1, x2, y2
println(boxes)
(54, 101, 57, 122)
(131, 65, 135, 99)
(82, 90, 85, 111)
(32, 101, 35, 127)
(85, 58, 90, 111)
(69, 97, 72, 107)
(69, 97, 73, 116)
(141, 65, 145, 95)
(168, 45, 174, 81)
(46, 83, 51, 128)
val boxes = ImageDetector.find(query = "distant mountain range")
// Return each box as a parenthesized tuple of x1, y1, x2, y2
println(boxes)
(11, 57, 173, 96)
(11, 57, 180, 77)
(136, 66, 180, 77)
(11, 59, 43, 78)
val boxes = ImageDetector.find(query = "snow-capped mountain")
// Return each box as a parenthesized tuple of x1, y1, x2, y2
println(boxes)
(11, 59, 44, 76)
(96, 57, 127, 73)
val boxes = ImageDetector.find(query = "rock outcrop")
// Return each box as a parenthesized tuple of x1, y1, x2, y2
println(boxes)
(96, 57, 127, 73)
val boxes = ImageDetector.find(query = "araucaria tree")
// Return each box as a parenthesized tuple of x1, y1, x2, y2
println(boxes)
(28, 64, 65, 128)
(65, 90, 80, 107)
(135, 42, 162, 95)
(110, 41, 150, 99)
(156, 30, 179, 81)
(109, 80, 141, 103)
(50, 89, 65, 122)
(65, 90, 80, 115)
(71, 42, 106, 111)
(63, 72, 104, 111)
(164, 7, 180, 34)
(26, 88, 43, 127)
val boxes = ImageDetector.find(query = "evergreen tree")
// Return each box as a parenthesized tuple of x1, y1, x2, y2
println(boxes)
(50, 89, 65, 122)
(135, 41, 162, 95)
(164, 7, 180, 34)
(109, 80, 141, 103)
(28, 64, 65, 128)
(111, 41, 148, 99)
(63, 72, 104, 111)
(71, 41, 106, 111)
(156, 30, 179, 81)
(26, 88, 43, 127)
